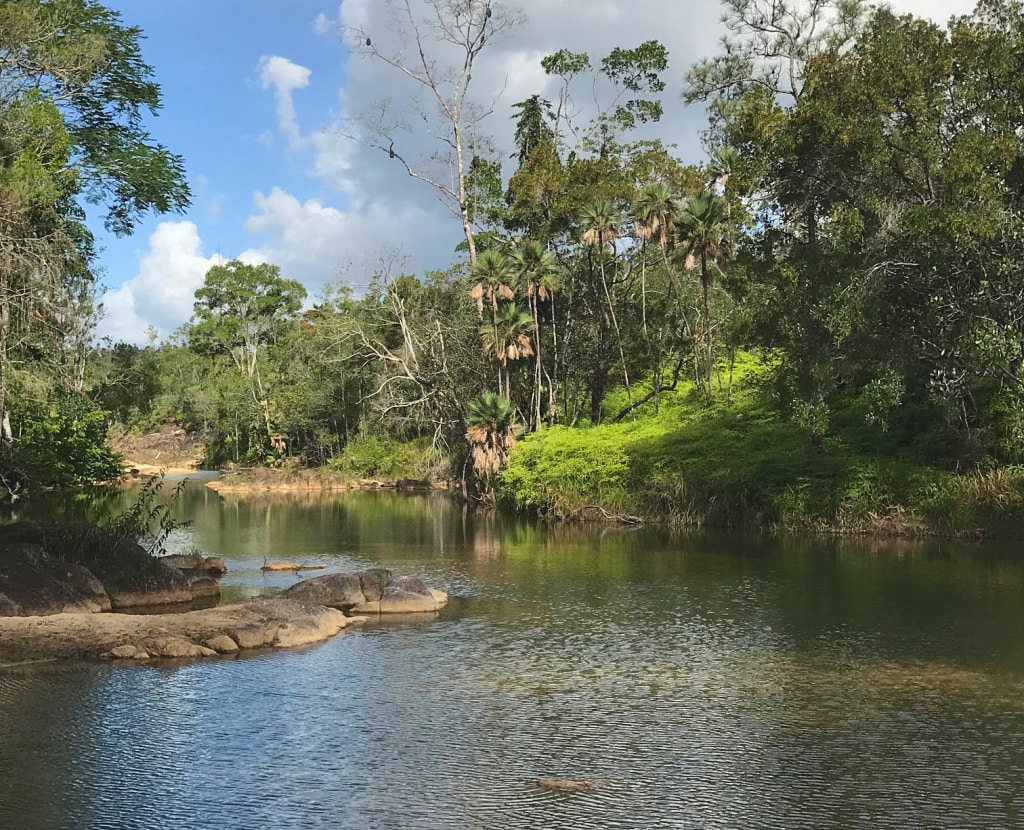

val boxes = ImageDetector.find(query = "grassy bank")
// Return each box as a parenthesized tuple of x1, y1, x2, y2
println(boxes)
(501, 358, 1024, 537)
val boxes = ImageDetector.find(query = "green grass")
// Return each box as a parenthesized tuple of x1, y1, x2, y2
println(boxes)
(501, 355, 1024, 536)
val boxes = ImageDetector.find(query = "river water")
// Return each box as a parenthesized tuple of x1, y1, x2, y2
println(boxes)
(2, 481, 1024, 828)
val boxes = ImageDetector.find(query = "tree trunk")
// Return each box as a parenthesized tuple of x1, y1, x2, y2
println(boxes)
(590, 358, 608, 425)
(531, 292, 543, 431)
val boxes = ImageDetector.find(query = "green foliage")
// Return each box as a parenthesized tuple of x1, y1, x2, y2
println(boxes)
(329, 435, 432, 480)
(8, 397, 122, 488)
(101, 473, 189, 557)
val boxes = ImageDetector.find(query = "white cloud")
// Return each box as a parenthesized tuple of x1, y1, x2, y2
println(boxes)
(241, 186, 453, 288)
(258, 55, 312, 150)
(97, 222, 225, 344)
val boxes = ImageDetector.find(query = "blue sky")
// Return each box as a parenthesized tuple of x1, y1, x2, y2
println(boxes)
(95, 1, 354, 341)
(91, 0, 973, 344)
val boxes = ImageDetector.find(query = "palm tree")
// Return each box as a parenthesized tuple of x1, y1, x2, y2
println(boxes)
(675, 191, 734, 398)
(470, 249, 515, 391)
(512, 240, 560, 430)
(711, 147, 740, 192)
(633, 182, 685, 411)
(630, 183, 679, 341)
(581, 200, 632, 412)
(479, 303, 535, 398)
(465, 392, 519, 499)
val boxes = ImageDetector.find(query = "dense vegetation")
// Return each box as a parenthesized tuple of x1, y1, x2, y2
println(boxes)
(6, 0, 1024, 533)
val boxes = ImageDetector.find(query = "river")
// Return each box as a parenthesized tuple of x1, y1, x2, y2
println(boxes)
(2, 479, 1024, 828)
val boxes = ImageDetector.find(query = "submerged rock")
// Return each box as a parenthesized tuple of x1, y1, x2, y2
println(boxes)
(537, 778, 597, 793)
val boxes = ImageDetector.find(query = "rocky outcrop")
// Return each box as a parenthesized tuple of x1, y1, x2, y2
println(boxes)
(282, 569, 448, 614)
(0, 544, 111, 616)
(158, 554, 227, 576)
(0, 522, 222, 614)
(0, 598, 363, 664)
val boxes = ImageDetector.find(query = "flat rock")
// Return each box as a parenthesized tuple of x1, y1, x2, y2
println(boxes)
(159, 554, 227, 576)
(351, 584, 447, 614)
(0, 597, 362, 664)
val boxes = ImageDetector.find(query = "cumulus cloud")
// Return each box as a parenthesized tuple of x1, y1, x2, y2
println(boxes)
(97, 222, 225, 344)
(240, 186, 453, 289)
(259, 55, 312, 149)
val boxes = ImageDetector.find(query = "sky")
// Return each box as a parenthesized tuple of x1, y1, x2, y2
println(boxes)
(93, 0, 977, 345)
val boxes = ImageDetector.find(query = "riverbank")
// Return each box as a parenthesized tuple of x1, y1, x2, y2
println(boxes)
(501, 365, 1024, 539)
(207, 466, 444, 494)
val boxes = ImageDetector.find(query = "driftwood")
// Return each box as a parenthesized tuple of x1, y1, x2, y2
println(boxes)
(261, 561, 329, 572)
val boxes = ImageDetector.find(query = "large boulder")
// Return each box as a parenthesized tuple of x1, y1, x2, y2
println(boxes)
(351, 575, 448, 614)
(0, 543, 110, 616)
(281, 573, 365, 609)
(357, 568, 392, 602)
(284, 570, 448, 614)
(0, 522, 216, 611)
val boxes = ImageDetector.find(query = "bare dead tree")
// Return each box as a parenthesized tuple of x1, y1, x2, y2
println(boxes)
(342, 0, 525, 262)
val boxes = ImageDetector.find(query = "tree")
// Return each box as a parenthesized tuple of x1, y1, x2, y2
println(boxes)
(675, 192, 733, 398)
(510, 95, 555, 165)
(465, 391, 518, 499)
(188, 261, 306, 446)
(344, 0, 525, 262)
(470, 249, 515, 392)
(0, 0, 189, 448)
(478, 303, 534, 404)
(511, 240, 560, 429)
(581, 200, 632, 412)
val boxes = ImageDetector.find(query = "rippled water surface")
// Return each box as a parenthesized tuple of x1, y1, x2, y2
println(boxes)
(3, 484, 1024, 828)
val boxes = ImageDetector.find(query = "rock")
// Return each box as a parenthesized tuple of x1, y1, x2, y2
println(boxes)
(0, 522, 198, 611)
(187, 575, 221, 601)
(233, 622, 280, 649)
(281, 573, 364, 609)
(351, 583, 447, 614)
(0, 597, 362, 664)
(357, 568, 392, 602)
(0, 543, 111, 616)
(205, 634, 238, 653)
(146, 637, 216, 659)
(106, 645, 146, 659)
(537, 778, 596, 793)
(159, 554, 227, 576)
(390, 576, 431, 596)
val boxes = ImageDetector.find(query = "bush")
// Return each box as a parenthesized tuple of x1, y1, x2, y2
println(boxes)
(5, 397, 122, 490)
(329, 435, 433, 479)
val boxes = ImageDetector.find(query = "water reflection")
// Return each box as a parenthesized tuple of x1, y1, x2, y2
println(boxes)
(3, 484, 1024, 827)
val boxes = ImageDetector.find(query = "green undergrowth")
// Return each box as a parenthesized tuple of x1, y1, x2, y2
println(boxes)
(328, 435, 436, 480)
(502, 356, 1024, 536)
